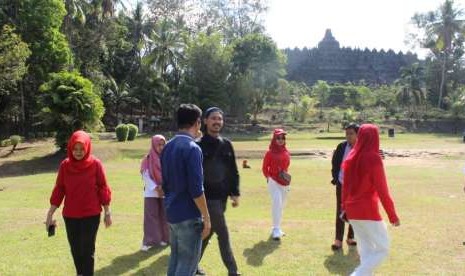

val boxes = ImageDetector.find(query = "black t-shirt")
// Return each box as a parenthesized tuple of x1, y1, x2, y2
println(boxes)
(197, 134, 240, 200)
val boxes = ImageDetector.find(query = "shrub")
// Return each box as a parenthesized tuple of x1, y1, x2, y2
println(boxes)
(10, 135, 21, 150)
(115, 124, 129, 142)
(39, 71, 104, 150)
(0, 139, 11, 147)
(127, 124, 138, 141)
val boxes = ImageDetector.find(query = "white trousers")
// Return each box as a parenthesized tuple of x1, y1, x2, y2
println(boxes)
(267, 178, 289, 230)
(350, 220, 390, 276)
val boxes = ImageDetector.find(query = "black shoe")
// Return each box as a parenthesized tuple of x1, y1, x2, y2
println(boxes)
(229, 273, 241, 276)
(196, 268, 206, 275)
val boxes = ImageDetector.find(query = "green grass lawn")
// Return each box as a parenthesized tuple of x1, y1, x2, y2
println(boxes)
(1, 132, 465, 275)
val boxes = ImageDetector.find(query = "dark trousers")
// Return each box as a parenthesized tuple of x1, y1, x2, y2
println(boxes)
(200, 199, 238, 274)
(335, 184, 354, 241)
(64, 215, 100, 276)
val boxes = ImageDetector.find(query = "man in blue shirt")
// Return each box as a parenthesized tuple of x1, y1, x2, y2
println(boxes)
(161, 104, 211, 276)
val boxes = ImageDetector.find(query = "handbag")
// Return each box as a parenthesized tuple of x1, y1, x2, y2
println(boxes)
(279, 170, 291, 185)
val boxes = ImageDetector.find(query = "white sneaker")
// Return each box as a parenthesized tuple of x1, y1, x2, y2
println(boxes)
(140, 245, 151, 251)
(159, 241, 168, 246)
(271, 228, 282, 240)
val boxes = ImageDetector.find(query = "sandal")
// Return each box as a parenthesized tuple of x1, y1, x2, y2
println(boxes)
(331, 240, 343, 251)
(346, 239, 357, 246)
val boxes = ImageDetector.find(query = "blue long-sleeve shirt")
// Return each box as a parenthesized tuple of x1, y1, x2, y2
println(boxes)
(161, 132, 204, 224)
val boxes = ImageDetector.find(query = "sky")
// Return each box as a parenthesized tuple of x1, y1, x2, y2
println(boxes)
(264, 0, 462, 57)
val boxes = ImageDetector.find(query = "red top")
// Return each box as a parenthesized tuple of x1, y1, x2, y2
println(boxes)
(50, 131, 111, 218)
(341, 124, 399, 223)
(262, 129, 291, 186)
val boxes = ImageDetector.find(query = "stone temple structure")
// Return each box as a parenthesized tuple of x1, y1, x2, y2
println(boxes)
(284, 29, 418, 85)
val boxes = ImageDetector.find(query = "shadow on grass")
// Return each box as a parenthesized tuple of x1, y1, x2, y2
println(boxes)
(323, 247, 359, 275)
(133, 254, 170, 275)
(0, 151, 64, 178)
(95, 246, 167, 276)
(315, 136, 346, 140)
(0, 146, 33, 158)
(243, 237, 280, 266)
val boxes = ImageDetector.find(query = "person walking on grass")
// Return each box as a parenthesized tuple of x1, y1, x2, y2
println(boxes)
(342, 124, 400, 276)
(262, 128, 291, 240)
(45, 130, 112, 276)
(330, 123, 359, 251)
(140, 134, 169, 251)
(196, 107, 241, 276)
(161, 104, 211, 276)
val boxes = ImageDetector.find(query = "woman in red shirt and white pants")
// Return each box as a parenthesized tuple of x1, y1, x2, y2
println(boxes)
(342, 124, 400, 276)
(45, 130, 112, 276)
(262, 129, 291, 240)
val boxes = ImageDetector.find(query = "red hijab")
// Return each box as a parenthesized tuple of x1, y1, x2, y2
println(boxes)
(269, 128, 288, 153)
(66, 130, 95, 173)
(342, 124, 381, 181)
(140, 135, 165, 184)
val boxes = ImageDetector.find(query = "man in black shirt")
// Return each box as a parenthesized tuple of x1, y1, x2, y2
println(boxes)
(330, 123, 358, 251)
(196, 107, 240, 276)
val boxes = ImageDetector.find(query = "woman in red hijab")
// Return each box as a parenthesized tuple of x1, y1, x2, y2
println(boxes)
(45, 130, 112, 276)
(342, 124, 400, 276)
(140, 134, 169, 251)
(262, 128, 291, 240)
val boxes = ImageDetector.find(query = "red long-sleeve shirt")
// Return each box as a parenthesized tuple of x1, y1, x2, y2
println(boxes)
(342, 155, 398, 223)
(262, 150, 290, 186)
(50, 158, 111, 218)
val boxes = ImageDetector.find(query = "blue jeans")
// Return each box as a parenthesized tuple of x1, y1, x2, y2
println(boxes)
(167, 217, 203, 276)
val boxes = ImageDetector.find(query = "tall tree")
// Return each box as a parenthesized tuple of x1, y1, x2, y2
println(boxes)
(203, 0, 268, 41)
(231, 33, 285, 121)
(17, 0, 72, 136)
(312, 80, 330, 119)
(411, 0, 465, 108)
(180, 32, 231, 109)
(63, 0, 88, 48)
(0, 24, 30, 136)
(103, 75, 138, 125)
(145, 19, 186, 78)
(395, 63, 427, 118)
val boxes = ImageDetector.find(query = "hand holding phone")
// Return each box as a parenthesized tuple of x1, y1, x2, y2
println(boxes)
(45, 214, 56, 237)
(48, 223, 56, 237)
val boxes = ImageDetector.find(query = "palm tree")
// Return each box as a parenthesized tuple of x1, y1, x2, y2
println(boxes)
(63, 0, 88, 64)
(126, 1, 151, 72)
(396, 63, 427, 118)
(104, 75, 139, 124)
(144, 19, 186, 79)
(413, 0, 465, 108)
(132, 66, 169, 118)
(102, 0, 126, 18)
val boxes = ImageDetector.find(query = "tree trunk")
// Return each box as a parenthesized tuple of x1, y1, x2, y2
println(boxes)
(438, 54, 447, 109)
(20, 81, 25, 137)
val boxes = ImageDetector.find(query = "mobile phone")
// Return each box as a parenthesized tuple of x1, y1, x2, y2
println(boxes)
(48, 224, 56, 237)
